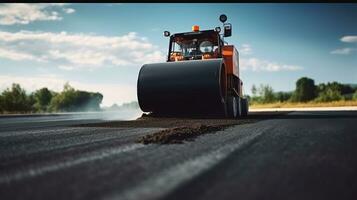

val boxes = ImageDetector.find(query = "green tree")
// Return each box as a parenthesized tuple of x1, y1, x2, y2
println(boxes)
(251, 84, 257, 97)
(49, 83, 76, 112)
(328, 82, 353, 95)
(33, 88, 54, 112)
(27, 93, 37, 112)
(49, 83, 103, 112)
(275, 91, 293, 102)
(258, 84, 275, 103)
(0, 83, 33, 113)
(0, 94, 3, 113)
(291, 77, 316, 102)
(340, 83, 354, 95)
(353, 90, 357, 100)
(315, 87, 343, 102)
(249, 84, 261, 104)
(315, 81, 354, 102)
(318, 82, 353, 96)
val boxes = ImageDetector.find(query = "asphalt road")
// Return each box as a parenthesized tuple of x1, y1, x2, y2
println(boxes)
(0, 111, 357, 200)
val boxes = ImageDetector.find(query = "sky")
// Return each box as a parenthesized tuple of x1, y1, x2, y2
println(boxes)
(0, 3, 356, 107)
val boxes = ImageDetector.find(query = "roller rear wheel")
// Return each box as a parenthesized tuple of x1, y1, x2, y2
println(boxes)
(235, 97, 242, 118)
(241, 98, 249, 116)
(227, 96, 238, 118)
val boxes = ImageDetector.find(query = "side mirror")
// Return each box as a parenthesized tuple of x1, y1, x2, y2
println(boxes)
(164, 31, 170, 37)
(223, 24, 232, 37)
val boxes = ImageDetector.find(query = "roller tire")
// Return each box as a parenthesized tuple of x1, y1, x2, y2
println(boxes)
(235, 97, 242, 118)
(241, 98, 249, 116)
(226, 96, 237, 118)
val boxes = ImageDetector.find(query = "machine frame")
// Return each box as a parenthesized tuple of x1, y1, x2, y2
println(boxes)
(137, 14, 249, 118)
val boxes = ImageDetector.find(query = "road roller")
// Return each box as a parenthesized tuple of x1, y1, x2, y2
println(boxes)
(137, 14, 249, 118)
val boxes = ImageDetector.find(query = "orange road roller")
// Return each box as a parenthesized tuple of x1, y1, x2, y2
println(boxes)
(137, 14, 249, 118)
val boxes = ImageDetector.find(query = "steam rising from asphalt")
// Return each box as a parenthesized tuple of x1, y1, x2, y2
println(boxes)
(63, 108, 143, 121)
(99, 108, 143, 121)
(20, 108, 144, 123)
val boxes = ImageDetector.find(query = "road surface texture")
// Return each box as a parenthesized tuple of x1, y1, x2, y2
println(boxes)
(0, 111, 357, 200)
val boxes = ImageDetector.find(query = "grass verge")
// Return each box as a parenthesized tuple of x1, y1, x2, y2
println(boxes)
(250, 100, 357, 109)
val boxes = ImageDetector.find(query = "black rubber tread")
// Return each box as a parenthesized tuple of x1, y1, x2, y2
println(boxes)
(236, 97, 242, 118)
(226, 96, 237, 119)
(241, 98, 249, 116)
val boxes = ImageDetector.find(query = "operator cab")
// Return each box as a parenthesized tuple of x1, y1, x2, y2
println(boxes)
(167, 29, 223, 62)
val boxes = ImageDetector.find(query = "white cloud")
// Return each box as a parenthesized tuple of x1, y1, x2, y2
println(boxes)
(0, 30, 165, 71)
(238, 44, 252, 55)
(331, 36, 357, 55)
(0, 3, 75, 25)
(63, 8, 75, 14)
(0, 74, 136, 107)
(240, 58, 303, 72)
(341, 36, 357, 43)
(238, 44, 302, 72)
(330, 48, 355, 55)
(0, 47, 44, 62)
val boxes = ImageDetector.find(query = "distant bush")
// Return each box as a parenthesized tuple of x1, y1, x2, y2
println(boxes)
(249, 77, 356, 105)
(49, 83, 103, 112)
(315, 87, 343, 102)
(353, 91, 357, 100)
(259, 84, 275, 103)
(343, 93, 354, 101)
(317, 82, 354, 95)
(250, 84, 276, 104)
(0, 94, 3, 112)
(0, 83, 103, 114)
(275, 91, 293, 102)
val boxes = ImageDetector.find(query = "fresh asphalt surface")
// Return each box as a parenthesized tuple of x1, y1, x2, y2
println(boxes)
(0, 111, 357, 200)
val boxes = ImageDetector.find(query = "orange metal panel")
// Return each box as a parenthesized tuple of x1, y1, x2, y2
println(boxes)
(222, 45, 234, 75)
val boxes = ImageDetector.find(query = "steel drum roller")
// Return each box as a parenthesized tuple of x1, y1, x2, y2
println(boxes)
(137, 58, 226, 114)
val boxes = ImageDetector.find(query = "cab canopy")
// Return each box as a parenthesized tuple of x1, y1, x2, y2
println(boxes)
(168, 30, 223, 61)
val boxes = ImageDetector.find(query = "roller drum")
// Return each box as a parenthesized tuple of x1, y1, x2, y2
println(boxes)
(137, 59, 226, 115)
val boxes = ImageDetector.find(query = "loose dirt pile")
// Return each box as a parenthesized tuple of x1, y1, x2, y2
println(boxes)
(77, 111, 290, 144)
(137, 123, 227, 144)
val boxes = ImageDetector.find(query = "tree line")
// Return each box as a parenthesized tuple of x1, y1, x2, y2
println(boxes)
(0, 83, 103, 114)
(248, 77, 357, 104)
